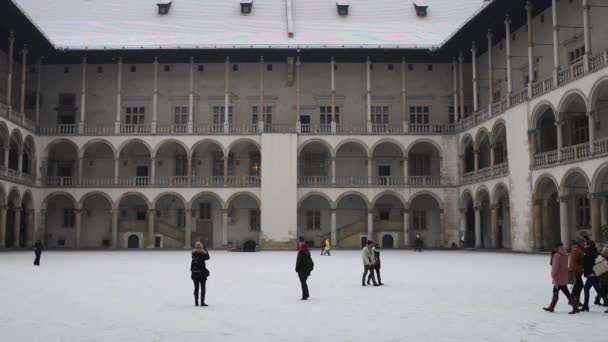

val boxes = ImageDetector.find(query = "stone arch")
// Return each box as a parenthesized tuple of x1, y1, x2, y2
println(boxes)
(297, 139, 334, 157)
(560, 167, 591, 193)
(227, 138, 261, 155)
(534, 173, 561, 199)
(530, 100, 557, 129)
(410, 190, 444, 210)
(474, 186, 491, 205)
(591, 161, 608, 193)
(9, 128, 23, 149)
(490, 120, 507, 144)
(0, 121, 9, 145)
(371, 191, 407, 208)
(115, 192, 151, 209)
(190, 191, 226, 210)
(226, 191, 261, 208)
(557, 89, 590, 118)
(7, 186, 21, 204)
(80, 139, 117, 159)
(460, 134, 474, 154)
(335, 139, 370, 159)
(117, 139, 153, 157)
(152, 191, 189, 209)
(371, 138, 407, 157)
(42, 192, 78, 248)
(588, 75, 608, 111)
(0, 183, 6, 205)
(79, 191, 114, 248)
(191, 138, 226, 155)
(152, 139, 190, 159)
(491, 182, 510, 206)
(409, 191, 443, 248)
(42, 191, 77, 210)
(406, 139, 442, 158)
(461, 189, 474, 207)
(298, 192, 335, 209)
(78, 191, 115, 210)
(474, 127, 491, 150)
(335, 191, 371, 210)
(44, 138, 78, 157)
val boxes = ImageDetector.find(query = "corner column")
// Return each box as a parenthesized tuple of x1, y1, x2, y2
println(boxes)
(487, 30, 494, 110)
(458, 52, 465, 123)
(35, 57, 42, 125)
(401, 57, 408, 132)
(224, 57, 230, 132)
(471, 42, 478, 113)
(365, 57, 372, 133)
(559, 197, 569, 248)
(188, 56, 194, 134)
(222, 208, 229, 246)
(582, 0, 591, 72)
(551, 0, 560, 84)
(259, 56, 265, 132)
(295, 57, 301, 131)
(556, 120, 563, 161)
(490, 205, 499, 249)
(452, 58, 458, 123)
(588, 111, 595, 155)
(147, 209, 155, 248)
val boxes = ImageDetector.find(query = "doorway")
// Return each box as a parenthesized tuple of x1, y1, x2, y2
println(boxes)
(382, 234, 394, 249)
(136, 166, 149, 185)
(378, 165, 391, 185)
(127, 235, 139, 248)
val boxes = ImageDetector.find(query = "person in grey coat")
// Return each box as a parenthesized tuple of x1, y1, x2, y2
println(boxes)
(362, 240, 378, 286)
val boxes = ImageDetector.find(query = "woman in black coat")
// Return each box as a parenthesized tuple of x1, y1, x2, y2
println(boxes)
(191, 241, 210, 307)
(33, 240, 43, 266)
(581, 240, 608, 311)
(295, 242, 314, 300)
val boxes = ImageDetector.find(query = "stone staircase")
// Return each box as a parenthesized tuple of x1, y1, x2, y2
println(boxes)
(322, 220, 402, 248)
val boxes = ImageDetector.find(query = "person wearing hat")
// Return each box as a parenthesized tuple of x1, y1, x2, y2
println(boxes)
(569, 238, 584, 308)
(295, 242, 314, 300)
(191, 241, 210, 307)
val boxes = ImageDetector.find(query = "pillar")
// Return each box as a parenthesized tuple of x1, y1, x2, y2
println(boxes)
(588, 111, 595, 155)
(224, 57, 230, 132)
(188, 56, 194, 134)
(582, 0, 591, 71)
(474, 206, 481, 248)
(223, 155, 229, 183)
(79, 56, 87, 133)
(330, 57, 337, 133)
(114, 157, 119, 185)
(526, 0, 535, 97)
(551, 0, 560, 84)
(490, 205, 499, 249)
(222, 208, 229, 246)
(152, 57, 159, 133)
(559, 197, 569, 248)
(26, 209, 35, 248)
(17, 150, 23, 173)
(331, 157, 336, 184)
(147, 209, 155, 248)
(111, 209, 118, 248)
(187, 157, 193, 179)
(3, 147, 7, 169)
(185, 208, 192, 249)
(403, 209, 410, 247)
(490, 144, 495, 168)
(556, 120, 563, 161)
(601, 196, 608, 228)
(473, 149, 479, 170)
(74, 209, 82, 249)
(78, 157, 83, 185)
(367, 210, 374, 242)
(505, 15, 513, 100)
(35, 57, 42, 124)
(401, 57, 408, 131)
(150, 157, 156, 185)
(458, 52, 465, 122)
(6, 31, 14, 109)
(13, 207, 21, 247)
(114, 57, 123, 134)
(452, 58, 458, 122)
(487, 30, 494, 107)
(19, 44, 28, 114)
(0, 206, 6, 248)
(591, 195, 602, 243)
(533, 199, 544, 250)
(459, 208, 467, 246)
(259, 56, 265, 130)
(367, 157, 372, 185)
(471, 42, 479, 113)
(365, 56, 372, 132)
(403, 157, 408, 182)
(330, 209, 337, 247)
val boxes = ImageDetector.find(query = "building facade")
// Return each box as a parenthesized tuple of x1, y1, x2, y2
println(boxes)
(0, 0, 607, 251)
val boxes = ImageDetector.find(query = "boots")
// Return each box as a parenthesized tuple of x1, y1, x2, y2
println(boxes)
(194, 293, 199, 307)
(568, 297, 580, 314)
(543, 295, 558, 312)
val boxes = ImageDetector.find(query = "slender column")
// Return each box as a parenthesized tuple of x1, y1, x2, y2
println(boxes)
(582, 0, 591, 71)
(26, 209, 35, 248)
(187, 156, 193, 179)
(367, 157, 372, 185)
(505, 15, 513, 100)
(458, 52, 465, 122)
(559, 197, 569, 248)
(79, 56, 87, 133)
(330, 157, 336, 184)
(526, 1, 535, 97)
(223, 155, 229, 183)
(533, 199, 544, 250)
(6, 31, 15, 109)
(551, 0, 560, 84)
(591, 195, 602, 243)
(588, 111, 595, 155)
(17, 150, 23, 172)
(473, 149, 479, 171)
(490, 205, 499, 249)
(452, 58, 459, 122)
(147, 209, 155, 248)
(3, 147, 7, 169)
(259, 56, 265, 131)
(78, 157, 83, 185)
(602, 196, 608, 228)
(487, 30, 494, 108)
(19, 44, 28, 114)
(38, 209, 46, 244)
(403, 209, 410, 247)
(556, 120, 563, 161)
(150, 157, 156, 185)
(0, 206, 6, 248)
(114, 57, 123, 133)
(366, 56, 372, 132)
(13, 207, 21, 247)
(74, 209, 82, 249)
(111, 209, 119, 248)
(330, 209, 337, 247)
(403, 157, 408, 181)
(490, 144, 495, 167)
(401, 57, 408, 132)
(152, 57, 159, 133)
(295, 57, 301, 131)
(474, 206, 481, 248)
(471, 42, 478, 113)
(188, 56, 194, 133)
(113, 157, 119, 185)
(330, 57, 336, 133)
(184, 209, 192, 248)
(35, 57, 42, 124)
(222, 208, 229, 246)
(459, 208, 467, 246)
(367, 210, 374, 241)
(224, 57, 230, 132)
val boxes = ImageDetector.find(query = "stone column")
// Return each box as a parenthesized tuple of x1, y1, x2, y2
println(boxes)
(367, 210, 374, 242)
(147, 209, 155, 248)
(150, 157, 156, 185)
(187, 157, 193, 180)
(74, 209, 82, 249)
(111, 209, 119, 248)
(38, 209, 46, 245)
(259, 56, 265, 131)
(490, 205, 499, 249)
(559, 197, 570, 248)
(19, 44, 28, 114)
(78, 157, 83, 185)
(459, 208, 467, 246)
(17, 151, 23, 173)
(6, 31, 15, 109)
(403, 157, 408, 183)
(223, 155, 229, 183)
(458, 52, 465, 122)
(505, 15, 513, 102)
(330, 57, 336, 133)
(401, 57, 408, 132)
(330, 157, 336, 184)
(114, 57, 123, 134)
(471, 42, 479, 113)
(452, 58, 459, 122)
(79, 56, 87, 133)
(365, 56, 372, 133)
(601, 196, 608, 228)
(222, 208, 229, 246)
(185, 208, 192, 249)
(533, 199, 544, 250)
(474, 206, 481, 248)
(403, 209, 410, 248)
(490, 144, 495, 167)
(551, 0, 560, 84)
(588, 111, 595, 155)
(295, 57, 301, 128)
(556, 120, 563, 161)
(35, 57, 42, 125)
(591, 194, 602, 243)
(188, 56, 194, 134)
(582, 0, 591, 71)
(473, 149, 479, 171)
(114, 157, 120, 185)
(26, 209, 35, 248)
(367, 157, 372, 185)
(330, 209, 337, 247)
(0, 206, 6, 248)
(487, 30, 494, 109)
(224, 57, 230, 132)
(13, 207, 21, 247)
(152, 57, 159, 134)
(2, 147, 7, 170)
(526, 1, 535, 97)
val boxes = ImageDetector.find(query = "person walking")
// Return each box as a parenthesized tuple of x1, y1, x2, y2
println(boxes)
(322, 239, 331, 256)
(295, 242, 314, 300)
(543, 242, 579, 314)
(595, 246, 608, 308)
(191, 241, 210, 307)
(367, 243, 383, 286)
(33, 240, 43, 266)
(568, 239, 584, 308)
(362, 240, 378, 286)
(582, 240, 608, 312)
(414, 234, 423, 252)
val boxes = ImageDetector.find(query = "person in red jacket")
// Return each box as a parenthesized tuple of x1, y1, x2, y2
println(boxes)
(543, 242, 579, 314)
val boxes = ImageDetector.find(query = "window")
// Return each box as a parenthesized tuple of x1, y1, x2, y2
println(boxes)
(232, 64, 239, 72)
(409, 106, 430, 125)
(302, 152, 328, 176)
(511, 33, 516, 41)
(199, 203, 211, 220)
(427, 65, 433, 71)
(125, 107, 145, 124)
(410, 154, 431, 176)
(63, 66, 70, 73)
(266, 64, 273, 71)
(250, 209, 261, 232)
(306, 210, 321, 230)
(58, 93, 76, 108)
(249, 151, 261, 176)
(63, 209, 75, 228)
(136, 210, 146, 221)
(408, 64, 414, 71)
(540, 13, 545, 23)
(449, 106, 469, 123)
(320, 106, 340, 124)
(175, 155, 187, 176)
(164, 65, 171, 72)
(174, 106, 188, 125)
(377, 207, 391, 221)
(97, 66, 103, 73)
(388, 64, 394, 71)
(252, 106, 272, 124)
(213, 152, 223, 177)
(412, 210, 427, 230)
(130, 65, 137, 72)
(212, 106, 233, 125)
(568, 46, 586, 65)
(371, 106, 389, 125)
(572, 117, 589, 145)
(198, 65, 204, 72)
(575, 196, 590, 229)
(177, 208, 185, 228)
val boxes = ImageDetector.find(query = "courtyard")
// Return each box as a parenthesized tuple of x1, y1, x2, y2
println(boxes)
(0, 250, 606, 341)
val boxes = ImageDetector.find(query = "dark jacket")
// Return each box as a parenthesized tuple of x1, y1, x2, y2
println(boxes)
(34, 241, 43, 254)
(373, 249, 381, 268)
(295, 250, 314, 277)
(191, 249, 210, 280)
(583, 247, 598, 277)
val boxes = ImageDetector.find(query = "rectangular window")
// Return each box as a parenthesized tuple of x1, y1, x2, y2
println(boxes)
(212, 106, 233, 125)
(252, 106, 273, 124)
(412, 210, 427, 230)
(174, 106, 188, 125)
(199, 203, 211, 220)
(575, 196, 590, 229)
(410, 154, 431, 176)
(409, 106, 430, 125)
(568, 46, 586, 65)
(306, 210, 321, 230)
(136, 210, 146, 221)
(249, 151, 261, 176)
(175, 155, 187, 176)
(303, 152, 328, 176)
(125, 107, 145, 124)
(250, 209, 261, 232)
(320, 106, 340, 124)
(63, 209, 75, 228)
(371, 106, 389, 125)
(377, 206, 391, 221)
(573, 117, 589, 145)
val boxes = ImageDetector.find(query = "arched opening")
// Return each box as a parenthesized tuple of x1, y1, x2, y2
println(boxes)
(382, 234, 394, 249)
(155, 141, 189, 186)
(82, 141, 115, 186)
(371, 141, 405, 186)
(127, 235, 140, 248)
(407, 141, 441, 185)
(191, 192, 224, 248)
(22, 136, 35, 177)
(0, 124, 9, 169)
(535, 177, 561, 251)
(44, 193, 77, 248)
(476, 131, 491, 170)
(20, 192, 34, 248)
(593, 165, 608, 244)
(118, 140, 152, 186)
(562, 170, 591, 242)
(409, 193, 441, 248)
(154, 194, 187, 248)
(560, 94, 589, 153)
(335, 193, 368, 248)
(298, 194, 332, 248)
(373, 193, 404, 248)
(591, 79, 608, 146)
(5, 189, 20, 248)
(476, 189, 491, 248)
(492, 123, 508, 166)
(191, 140, 224, 185)
(336, 141, 368, 186)
(225, 193, 261, 251)
(462, 192, 475, 248)
(298, 141, 331, 186)
(81, 193, 113, 248)
(8, 131, 22, 171)
(227, 140, 261, 186)
(493, 185, 511, 249)
(462, 136, 475, 174)
(47, 140, 78, 186)
(117, 194, 151, 248)
(536, 106, 558, 154)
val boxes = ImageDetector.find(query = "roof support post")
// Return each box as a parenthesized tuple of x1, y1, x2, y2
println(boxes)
(224, 57, 230, 133)
(151, 57, 159, 134)
(188, 56, 194, 134)
(295, 57, 301, 133)
(6, 31, 15, 110)
(526, 0, 534, 98)
(583, 0, 591, 72)
(79, 55, 87, 133)
(458, 52, 465, 124)
(366, 56, 372, 133)
(401, 57, 408, 133)
(259, 56, 265, 132)
(504, 15, 513, 106)
(35, 57, 42, 125)
(551, 0, 560, 85)
(330, 57, 336, 134)
(471, 42, 478, 114)
(19, 44, 28, 117)
(487, 29, 494, 114)
(452, 58, 459, 125)
(114, 57, 122, 134)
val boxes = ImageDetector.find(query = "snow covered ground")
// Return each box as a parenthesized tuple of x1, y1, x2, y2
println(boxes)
(0, 250, 606, 342)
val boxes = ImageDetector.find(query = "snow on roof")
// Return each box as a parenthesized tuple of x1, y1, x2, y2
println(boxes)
(11, 0, 489, 50)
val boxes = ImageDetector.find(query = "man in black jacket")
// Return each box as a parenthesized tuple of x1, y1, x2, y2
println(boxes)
(191, 242, 210, 307)
(295, 242, 314, 300)
(33, 240, 43, 266)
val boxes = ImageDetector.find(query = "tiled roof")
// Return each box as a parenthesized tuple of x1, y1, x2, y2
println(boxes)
(11, 0, 489, 50)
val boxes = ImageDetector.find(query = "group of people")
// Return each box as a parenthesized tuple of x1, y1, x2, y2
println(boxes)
(544, 238, 608, 314)
(362, 240, 384, 286)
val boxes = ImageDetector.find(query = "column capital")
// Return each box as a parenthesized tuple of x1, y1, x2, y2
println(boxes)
(527, 128, 538, 136)
(504, 14, 512, 26)
(491, 204, 500, 210)
(14, 207, 22, 212)
(20, 44, 28, 55)
(471, 41, 477, 53)
(487, 29, 493, 40)
(9, 30, 15, 40)
(367, 209, 374, 215)
(329, 208, 337, 214)
(185, 208, 193, 214)
(589, 193, 603, 200)
(554, 120, 563, 127)
(559, 196, 570, 202)
(73, 209, 82, 214)
(474, 206, 481, 211)
(525, 0, 534, 11)
(534, 199, 544, 206)
(148, 208, 156, 214)
(459, 207, 466, 213)
(402, 208, 409, 214)
(225, 56, 230, 64)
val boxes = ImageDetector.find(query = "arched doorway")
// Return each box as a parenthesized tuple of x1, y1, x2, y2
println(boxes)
(154, 141, 189, 186)
(298, 194, 332, 248)
(335, 193, 369, 248)
(225, 193, 261, 251)
(534, 177, 561, 251)
(476, 189, 491, 248)
(227, 140, 261, 186)
(81, 193, 113, 248)
(409, 193, 442, 248)
(127, 235, 140, 248)
(475, 130, 491, 170)
(154, 193, 187, 248)
(562, 170, 591, 243)
(373, 193, 405, 248)
(492, 184, 512, 249)
(382, 234, 394, 249)
(118, 193, 151, 248)
(559, 93, 590, 161)
(462, 191, 475, 248)
(44, 193, 77, 248)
